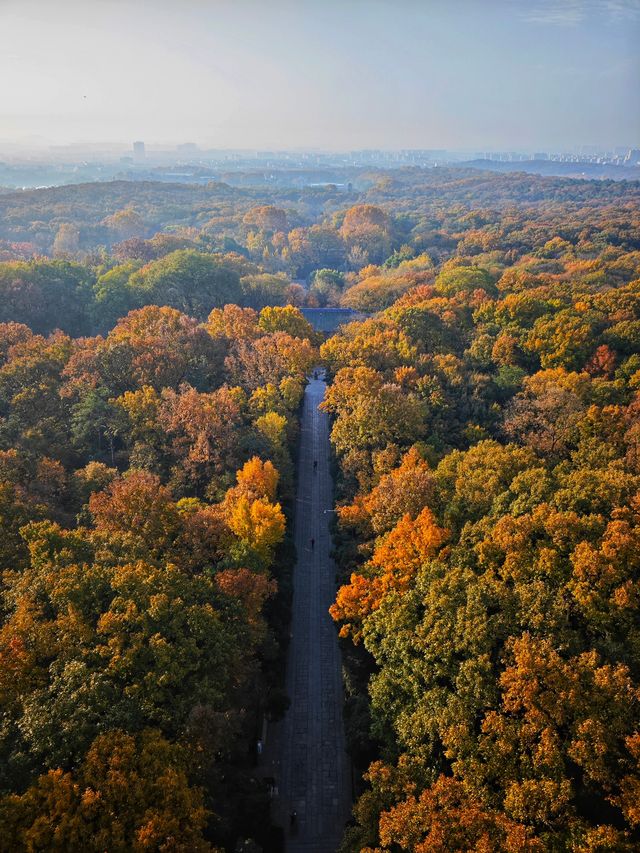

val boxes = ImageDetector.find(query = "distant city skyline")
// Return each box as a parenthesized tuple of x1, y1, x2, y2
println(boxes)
(2, 0, 639, 151)
(0, 140, 637, 156)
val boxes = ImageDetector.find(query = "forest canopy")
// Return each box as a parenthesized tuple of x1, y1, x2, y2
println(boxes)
(0, 165, 639, 851)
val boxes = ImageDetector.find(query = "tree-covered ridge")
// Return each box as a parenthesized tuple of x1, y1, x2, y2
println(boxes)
(1, 167, 639, 272)
(1, 169, 639, 348)
(321, 211, 640, 850)
(0, 302, 318, 851)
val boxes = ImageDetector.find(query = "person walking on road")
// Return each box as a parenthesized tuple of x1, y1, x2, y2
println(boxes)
(313, 459, 318, 472)
(310, 537, 315, 550)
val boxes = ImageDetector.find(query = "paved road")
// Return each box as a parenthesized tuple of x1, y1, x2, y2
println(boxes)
(265, 374, 351, 852)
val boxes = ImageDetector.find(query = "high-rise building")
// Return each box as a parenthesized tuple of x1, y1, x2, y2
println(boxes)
(133, 141, 145, 161)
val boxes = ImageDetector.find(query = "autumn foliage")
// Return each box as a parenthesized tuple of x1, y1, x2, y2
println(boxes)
(321, 182, 640, 852)
(1, 166, 640, 851)
(0, 297, 316, 849)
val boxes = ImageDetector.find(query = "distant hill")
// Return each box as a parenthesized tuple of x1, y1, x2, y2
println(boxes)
(462, 158, 640, 181)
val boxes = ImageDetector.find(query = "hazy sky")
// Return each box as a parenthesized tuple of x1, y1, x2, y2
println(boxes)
(2, 0, 639, 151)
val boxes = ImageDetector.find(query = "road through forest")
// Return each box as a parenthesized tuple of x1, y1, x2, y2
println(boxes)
(266, 373, 351, 852)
